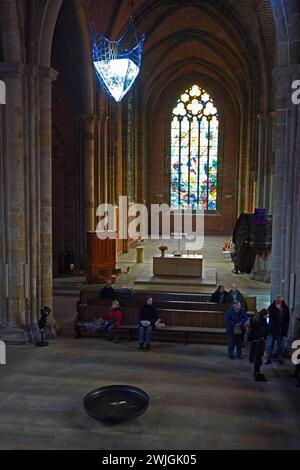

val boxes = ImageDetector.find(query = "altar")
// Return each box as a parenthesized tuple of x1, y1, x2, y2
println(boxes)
(153, 254, 203, 278)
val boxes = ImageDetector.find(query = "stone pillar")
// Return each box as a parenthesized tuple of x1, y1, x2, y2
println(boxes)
(79, 114, 96, 232)
(0, 63, 27, 343)
(256, 114, 274, 212)
(25, 65, 39, 336)
(256, 114, 266, 208)
(39, 67, 58, 318)
(271, 65, 300, 335)
(75, 114, 95, 275)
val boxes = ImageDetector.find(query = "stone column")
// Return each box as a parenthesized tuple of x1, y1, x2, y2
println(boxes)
(256, 114, 275, 212)
(271, 65, 300, 335)
(39, 67, 58, 320)
(0, 63, 27, 343)
(78, 114, 96, 232)
(256, 114, 266, 208)
(25, 65, 39, 339)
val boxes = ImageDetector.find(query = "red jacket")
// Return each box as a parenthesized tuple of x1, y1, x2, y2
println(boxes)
(104, 308, 123, 327)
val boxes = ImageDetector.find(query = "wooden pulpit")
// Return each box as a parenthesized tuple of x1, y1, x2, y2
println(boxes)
(85, 231, 116, 283)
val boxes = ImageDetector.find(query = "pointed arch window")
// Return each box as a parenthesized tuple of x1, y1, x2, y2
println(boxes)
(170, 85, 219, 211)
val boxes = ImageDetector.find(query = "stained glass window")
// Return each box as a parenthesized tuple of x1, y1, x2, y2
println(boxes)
(170, 85, 219, 211)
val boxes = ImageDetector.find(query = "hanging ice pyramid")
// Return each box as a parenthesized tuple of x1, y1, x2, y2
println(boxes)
(93, 20, 144, 102)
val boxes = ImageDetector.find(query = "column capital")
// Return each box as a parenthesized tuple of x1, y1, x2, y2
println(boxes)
(0, 62, 25, 79)
(38, 66, 59, 82)
(0, 63, 59, 82)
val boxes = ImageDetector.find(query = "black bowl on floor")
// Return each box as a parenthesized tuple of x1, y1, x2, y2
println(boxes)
(83, 385, 150, 425)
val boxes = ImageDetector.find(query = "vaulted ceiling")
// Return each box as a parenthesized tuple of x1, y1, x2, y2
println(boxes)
(85, 0, 276, 112)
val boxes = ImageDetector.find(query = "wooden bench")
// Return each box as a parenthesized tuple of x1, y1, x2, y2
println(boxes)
(75, 289, 256, 345)
(75, 306, 251, 345)
(118, 325, 226, 345)
(78, 288, 213, 305)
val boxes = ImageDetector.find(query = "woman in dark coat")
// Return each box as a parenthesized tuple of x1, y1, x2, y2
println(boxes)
(210, 285, 229, 304)
(248, 309, 268, 381)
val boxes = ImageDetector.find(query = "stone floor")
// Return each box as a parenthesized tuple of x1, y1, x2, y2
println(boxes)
(0, 338, 299, 450)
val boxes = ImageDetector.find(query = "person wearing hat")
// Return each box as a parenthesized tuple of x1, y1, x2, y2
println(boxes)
(103, 300, 123, 342)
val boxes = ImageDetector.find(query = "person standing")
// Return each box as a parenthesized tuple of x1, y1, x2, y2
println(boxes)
(225, 301, 248, 359)
(138, 297, 158, 350)
(248, 309, 268, 381)
(227, 283, 247, 309)
(265, 295, 290, 364)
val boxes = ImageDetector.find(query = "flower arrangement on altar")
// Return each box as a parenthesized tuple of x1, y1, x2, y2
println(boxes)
(158, 245, 168, 257)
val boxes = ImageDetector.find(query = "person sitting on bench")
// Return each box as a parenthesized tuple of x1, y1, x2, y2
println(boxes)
(227, 283, 247, 309)
(210, 285, 229, 303)
(99, 279, 116, 300)
(138, 297, 158, 350)
(103, 300, 123, 342)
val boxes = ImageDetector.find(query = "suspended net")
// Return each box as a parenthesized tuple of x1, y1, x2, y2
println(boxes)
(93, 19, 145, 102)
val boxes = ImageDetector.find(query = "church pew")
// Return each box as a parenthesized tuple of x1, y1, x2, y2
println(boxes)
(75, 288, 256, 345)
(76, 305, 226, 328)
(78, 288, 256, 312)
(78, 288, 213, 305)
(117, 325, 227, 345)
(77, 298, 256, 316)
(75, 304, 251, 344)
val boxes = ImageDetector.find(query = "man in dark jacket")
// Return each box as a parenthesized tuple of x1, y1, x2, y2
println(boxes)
(99, 280, 116, 300)
(138, 297, 158, 350)
(226, 301, 248, 359)
(227, 283, 247, 309)
(265, 295, 290, 364)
